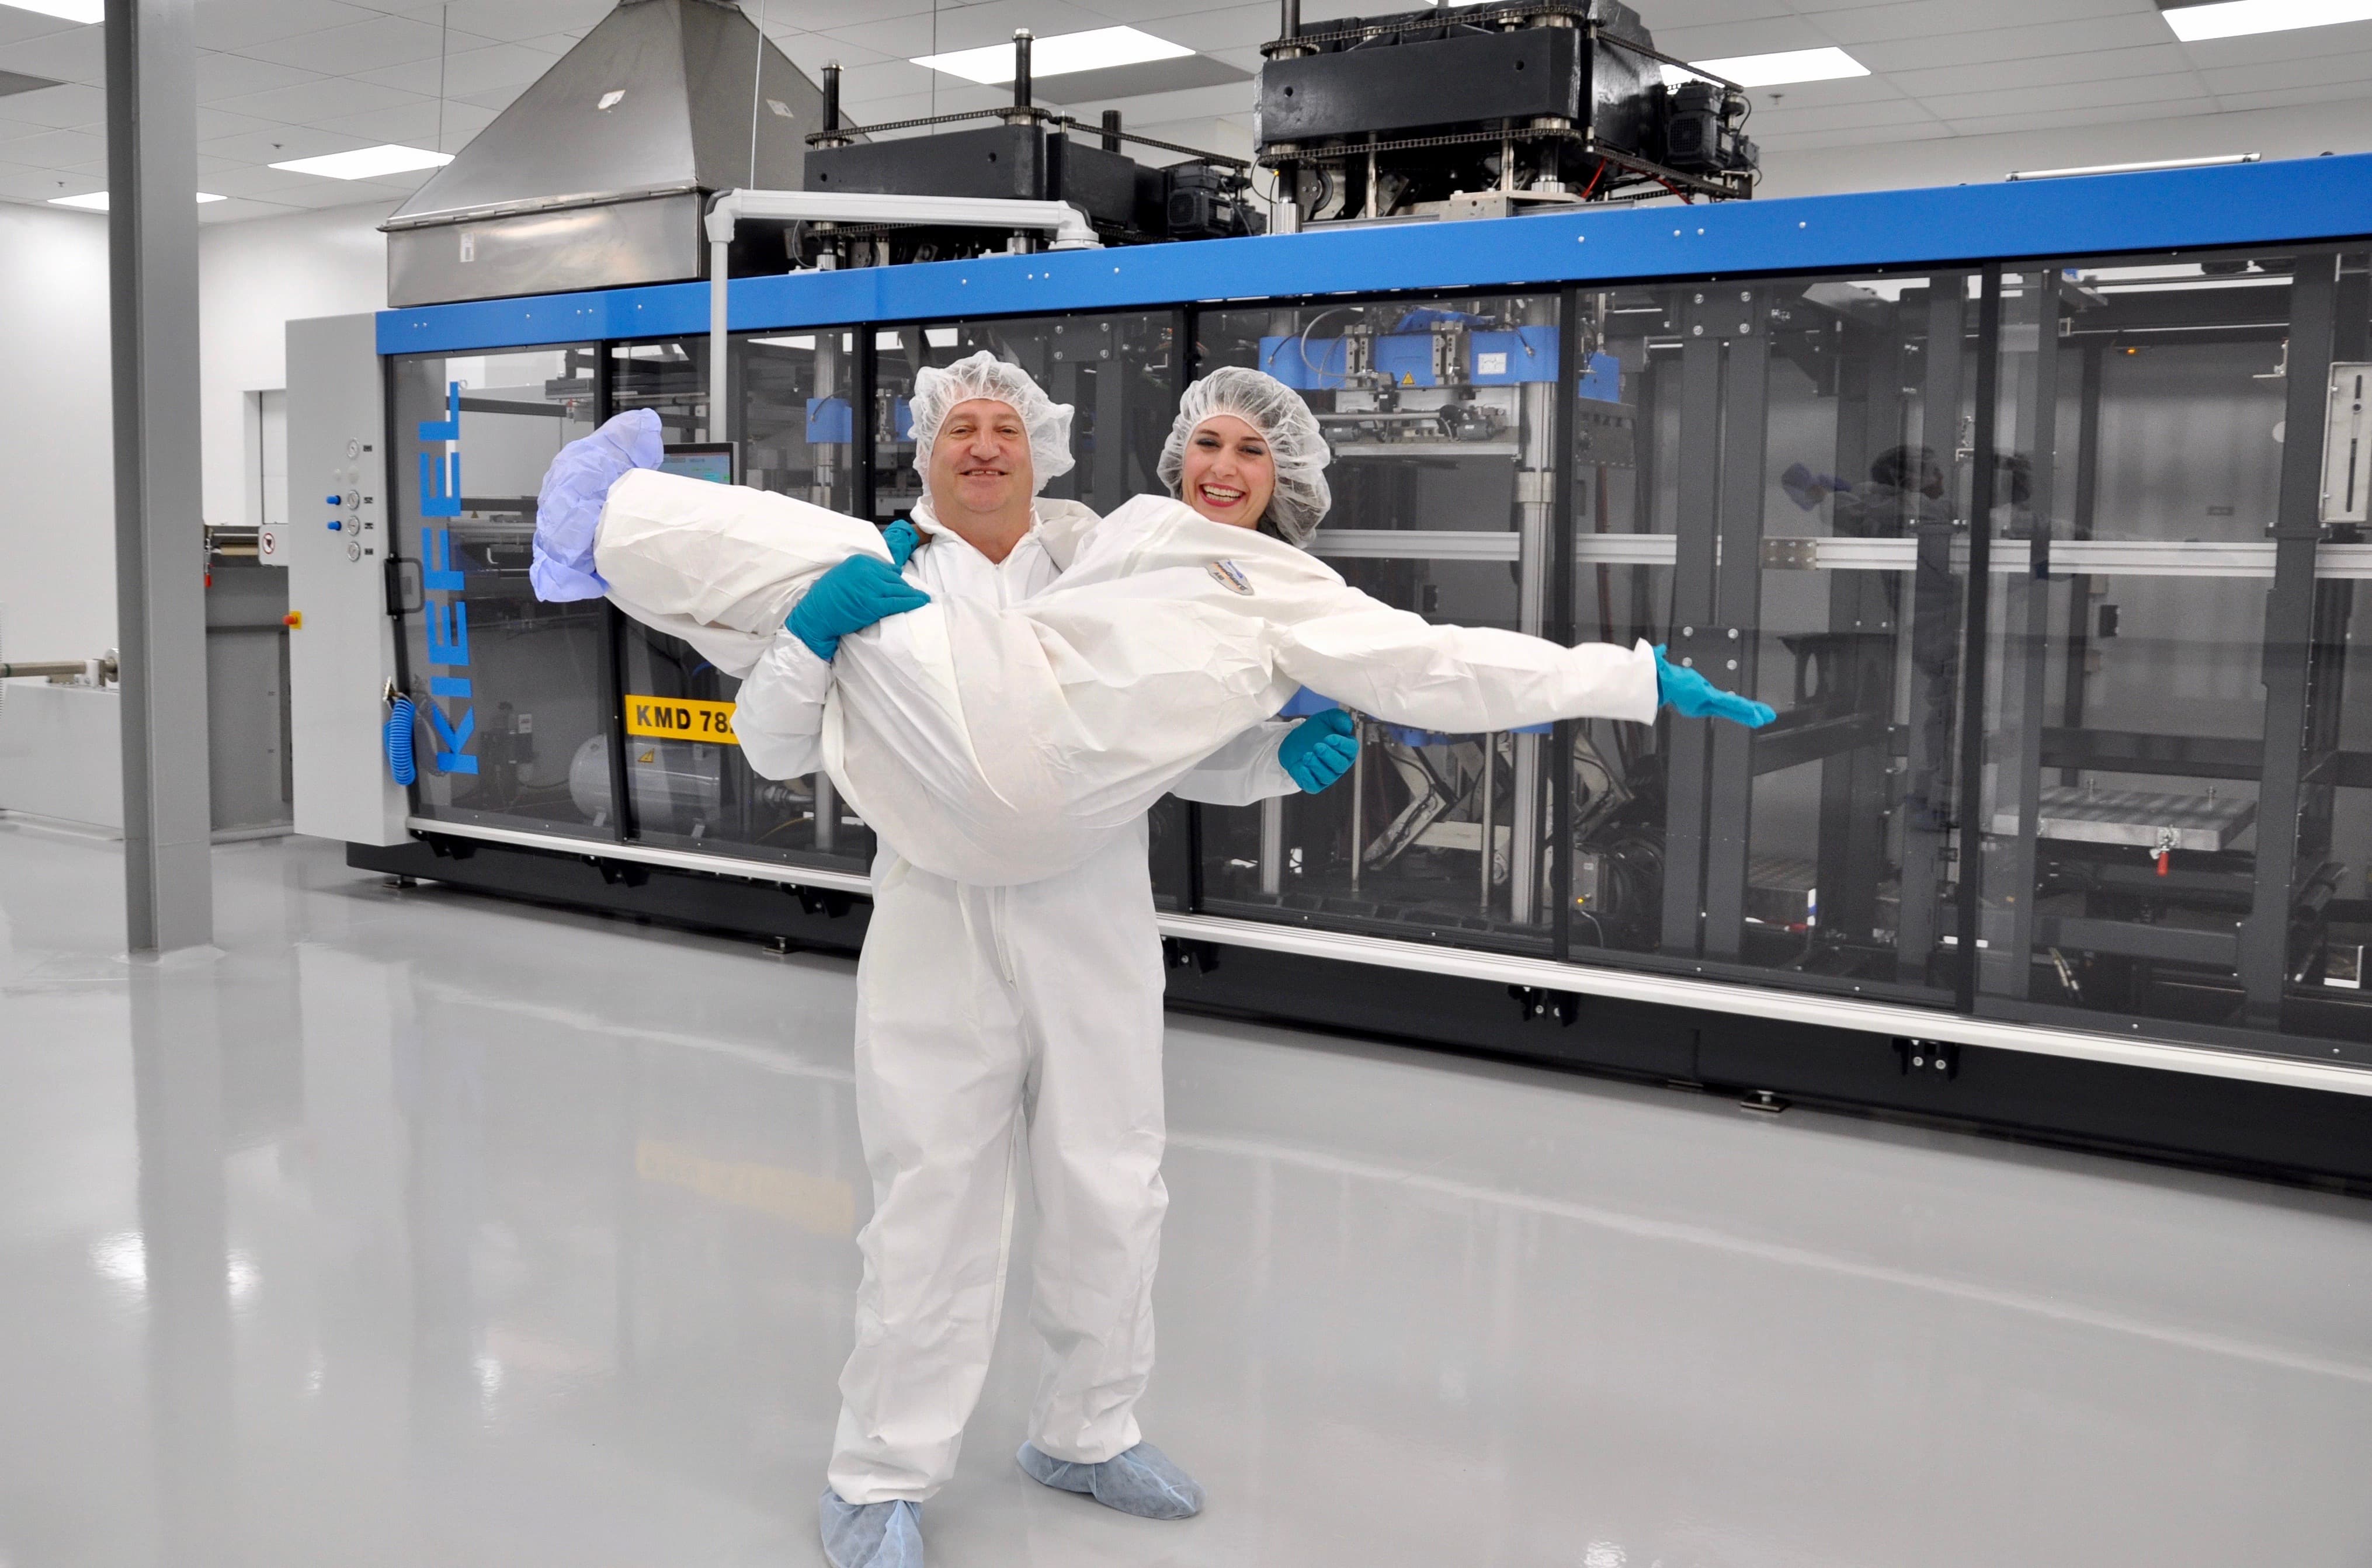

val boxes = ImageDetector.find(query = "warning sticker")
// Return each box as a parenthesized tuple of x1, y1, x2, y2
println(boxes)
(626, 694, 739, 745)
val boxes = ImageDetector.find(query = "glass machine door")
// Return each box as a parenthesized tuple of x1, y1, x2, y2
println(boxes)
(393, 345, 606, 840)
(1579, 274, 1976, 1003)
(1194, 294, 1565, 954)
(1967, 253, 2372, 1053)
(600, 332, 877, 871)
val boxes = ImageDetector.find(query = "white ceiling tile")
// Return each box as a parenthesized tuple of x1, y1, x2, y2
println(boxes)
(199, 124, 370, 165)
(841, 88, 995, 126)
(2213, 80, 2372, 114)
(193, 162, 335, 199)
(1759, 121, 1958, 153)
(832, 58, 940, 100)
(0, 80, 102, 127)
(195, 49, 316, 103)
(1626, 0, 1797, 26)
(238, 13, 499, 74)
(386, 0, 617, 43)
(241, 175, 405, 210)
(1050, 78, 1253, 123)
(1110, 4, 1286, 54)
(1736, 75, 1908, 113)
(1813, 7, 2168, 53)
(348, 38, 561, 98)
(828, 0, 1114, 62)
(312, 96, 495, 148)
(196, 105, 289, 141)
(1937, 100, 2217, 140)
(817, 16, 953, 60)
(1885, 43, 2199, 99)
(772, 31, 894, 71)
(1920, 72, 2210, 124)
(208, 75, 428, 125)
(757, 0, 944, 29)
(199, 193, 308, 221)
(0, 12, 86, 48)
(0, 22, 104, 85)
(454, 80, 532, 113)
(194, 0, 380, 54)
(0, 122, 102, 166)
(1656, 18, 1846, 60)
(0, 164, 99, 201)
(1744, 98, 1940, 135)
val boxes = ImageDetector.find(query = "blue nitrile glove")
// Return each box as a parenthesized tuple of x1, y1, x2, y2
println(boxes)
(1279, 708, 1359, 792)
(881, 518, 921, 569)
(532, 408, 663, 602)
(1656, 644, 1777, 727)
(787, 554, 930, 661)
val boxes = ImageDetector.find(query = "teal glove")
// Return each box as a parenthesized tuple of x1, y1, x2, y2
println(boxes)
(1655, 644, 1776, 727)
(1279, 710, 1359, 793)
(882, 519, 921, 568)
(787, 555, 930, 662)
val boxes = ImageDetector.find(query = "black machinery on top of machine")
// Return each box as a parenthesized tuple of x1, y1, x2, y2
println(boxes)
(1257, 0, 1758, 224)
(795, 33, 1267, 269)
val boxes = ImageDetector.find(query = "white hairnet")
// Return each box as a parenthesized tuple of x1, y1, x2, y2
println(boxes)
(1157, 366, 1333, 547)
(909, 349, 1075, 494)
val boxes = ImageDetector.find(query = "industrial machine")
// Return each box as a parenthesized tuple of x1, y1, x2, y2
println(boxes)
(1256, 0, 1757, 225)
(798, 40, 1265, 269)
(283, 4, 2372, 1185)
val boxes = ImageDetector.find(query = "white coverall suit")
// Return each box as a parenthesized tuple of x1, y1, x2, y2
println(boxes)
(735, 503, 1297, 1505)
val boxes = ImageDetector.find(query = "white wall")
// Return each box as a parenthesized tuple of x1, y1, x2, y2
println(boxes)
(0, 199, 390, 665)
(0, 204, 113, 665)
(197, 203, 390, 530)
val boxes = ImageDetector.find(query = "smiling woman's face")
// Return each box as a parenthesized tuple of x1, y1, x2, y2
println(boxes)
(1178, 414, 1276, 530)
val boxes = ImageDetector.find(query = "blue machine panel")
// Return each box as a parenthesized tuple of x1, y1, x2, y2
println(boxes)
(805, 396, 851, 444)
(380, 155, 2372, 356)
(1257, 324, 1560, 390)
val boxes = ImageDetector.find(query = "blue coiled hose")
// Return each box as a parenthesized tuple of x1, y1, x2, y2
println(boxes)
(384, 693, 418, 785)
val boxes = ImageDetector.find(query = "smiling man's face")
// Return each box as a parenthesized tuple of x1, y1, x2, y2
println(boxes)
(927, 397, 1034, 523)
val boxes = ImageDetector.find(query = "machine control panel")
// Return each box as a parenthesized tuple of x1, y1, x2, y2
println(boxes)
(283, 312, 406, 847)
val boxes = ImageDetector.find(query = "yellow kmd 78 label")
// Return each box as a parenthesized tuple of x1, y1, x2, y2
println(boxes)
(626, 694, 739, 745)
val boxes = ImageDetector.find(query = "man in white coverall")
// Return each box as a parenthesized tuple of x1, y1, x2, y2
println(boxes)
(732, 353, 1351, 1568)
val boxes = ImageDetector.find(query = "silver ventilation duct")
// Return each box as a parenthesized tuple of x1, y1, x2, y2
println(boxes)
(381, 0, 827, 308)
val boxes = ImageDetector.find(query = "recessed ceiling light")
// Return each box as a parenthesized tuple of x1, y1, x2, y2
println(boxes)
(2006, 153, 2261, 180)
(2162, 0, 2372, 41)
(1683, 46, 1870, 88)
(3, 1, 104, 22)
(48, 190, 226, 210)
(269, 144, 454, 180)
(914, 26, 1192, 85)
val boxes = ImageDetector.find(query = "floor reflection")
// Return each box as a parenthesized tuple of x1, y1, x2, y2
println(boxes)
(1, 823, 2368, 1567)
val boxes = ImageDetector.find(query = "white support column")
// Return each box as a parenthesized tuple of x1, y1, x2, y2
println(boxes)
(106, 0, 212, 952)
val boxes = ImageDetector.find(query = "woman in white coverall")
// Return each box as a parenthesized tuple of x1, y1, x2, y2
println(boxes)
(734, 354, 1342, 1568)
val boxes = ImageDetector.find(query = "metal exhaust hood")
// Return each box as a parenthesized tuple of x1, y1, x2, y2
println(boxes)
(381, 0, 826, 309)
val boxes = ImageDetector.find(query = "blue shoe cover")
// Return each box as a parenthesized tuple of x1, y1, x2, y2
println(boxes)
(1016, 1440, 1204, 1520)
(819, 1489, 924, 1568)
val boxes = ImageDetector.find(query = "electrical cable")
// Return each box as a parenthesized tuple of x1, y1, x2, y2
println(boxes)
(385, 693, 419, 786)
(748, 0, 769, 186)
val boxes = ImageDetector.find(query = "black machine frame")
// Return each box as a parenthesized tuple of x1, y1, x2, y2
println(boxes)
(369, 239, 2372, 1190)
